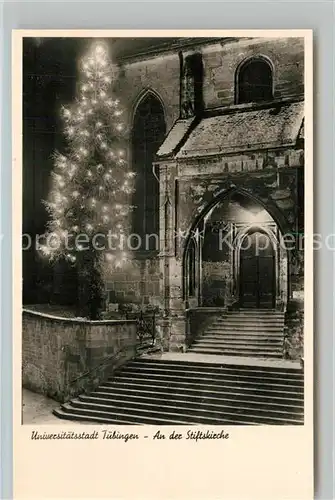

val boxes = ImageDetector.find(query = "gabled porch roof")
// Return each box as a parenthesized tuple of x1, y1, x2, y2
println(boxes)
(156, 101, 304, 160)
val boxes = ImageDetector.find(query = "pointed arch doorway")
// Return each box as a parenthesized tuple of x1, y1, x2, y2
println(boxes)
(239, 229, 275, 309)
(183, 189, 288, 312)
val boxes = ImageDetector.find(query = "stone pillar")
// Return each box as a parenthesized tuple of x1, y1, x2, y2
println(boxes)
(230, 222, 239, 307)
(156, 161, 187, 352)
(225, 222, 235, 308)
(155, 316, 171, 352)
(197, 221, 204, 307)
(169, 257, 187, 352)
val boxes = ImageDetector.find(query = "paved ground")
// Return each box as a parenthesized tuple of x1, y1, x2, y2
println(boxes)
(22, 389, 73, 425)
(143, 352, 302, 369)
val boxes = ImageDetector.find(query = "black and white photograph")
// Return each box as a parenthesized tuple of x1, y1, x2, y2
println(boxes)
(21, 34, 306, 427)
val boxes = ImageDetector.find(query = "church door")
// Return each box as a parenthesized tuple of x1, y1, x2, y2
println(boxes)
(239, 231, 275, 309)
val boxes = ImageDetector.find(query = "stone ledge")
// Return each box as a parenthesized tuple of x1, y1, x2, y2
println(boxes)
(187, 307, 227, 313)
(23, 308, 137, 325)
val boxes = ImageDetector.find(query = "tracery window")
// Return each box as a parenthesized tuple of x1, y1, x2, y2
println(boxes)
(132, 93, 166, 250)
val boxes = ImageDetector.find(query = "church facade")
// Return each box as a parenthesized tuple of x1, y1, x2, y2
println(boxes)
(101, 36, 305, 359)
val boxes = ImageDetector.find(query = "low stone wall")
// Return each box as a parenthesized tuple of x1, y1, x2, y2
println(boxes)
(22, 309, 138, 402)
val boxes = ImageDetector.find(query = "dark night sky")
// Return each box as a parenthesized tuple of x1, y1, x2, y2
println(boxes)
(23, 38, 80, 232)
(23, 38, 81, 302)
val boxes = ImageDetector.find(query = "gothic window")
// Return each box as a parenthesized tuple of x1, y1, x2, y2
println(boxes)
(132, 93, 166, 250)
(236, 58, 273, 104)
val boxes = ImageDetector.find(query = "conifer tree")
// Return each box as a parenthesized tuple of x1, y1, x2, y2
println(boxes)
(42, 42, 135, 319)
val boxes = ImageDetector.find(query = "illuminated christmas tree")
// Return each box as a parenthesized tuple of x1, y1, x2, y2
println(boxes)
(42, 42, 135, 319)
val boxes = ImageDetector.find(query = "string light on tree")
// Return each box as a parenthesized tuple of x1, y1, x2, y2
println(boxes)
(42, 41, 134, 320)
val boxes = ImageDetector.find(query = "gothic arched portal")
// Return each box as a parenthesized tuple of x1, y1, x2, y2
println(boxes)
(183, 189, 288, 310)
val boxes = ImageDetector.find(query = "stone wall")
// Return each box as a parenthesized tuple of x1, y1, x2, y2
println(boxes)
(202, 261, 230, 306)
(22, 309, 137, 402)
(103, 257, 162, 311)
(202, 37, 304, 108)
(115, 53, 180, 133)
(114, 37, 304, 125)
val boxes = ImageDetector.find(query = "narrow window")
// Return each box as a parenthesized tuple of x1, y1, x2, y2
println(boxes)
(180, 52, 204, 118)
(237, 58, 273, 104)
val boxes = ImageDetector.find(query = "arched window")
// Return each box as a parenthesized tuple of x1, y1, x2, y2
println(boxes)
(132, 93, 166, 250)
(236, 58, 273, 104)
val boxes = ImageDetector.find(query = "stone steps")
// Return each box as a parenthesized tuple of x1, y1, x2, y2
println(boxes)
(189, 347, 283, 358)
(93, 387, 303, 410)
(188, 309, 285, 358)
(53, 358, 304, 425)
(207, 324, 283, 331)
(192, 341, 283, 349)
(198, 336, 283, 342)
(123, 358, 302, 377)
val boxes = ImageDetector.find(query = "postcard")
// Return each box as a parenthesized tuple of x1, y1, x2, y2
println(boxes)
(13, 29, 313, 499)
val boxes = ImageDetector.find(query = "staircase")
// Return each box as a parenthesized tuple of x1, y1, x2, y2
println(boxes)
(53, 357, 304, 425)
(188, 310, 285, 358)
